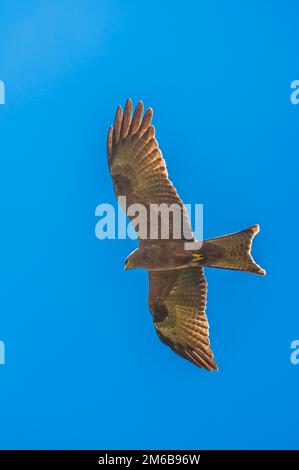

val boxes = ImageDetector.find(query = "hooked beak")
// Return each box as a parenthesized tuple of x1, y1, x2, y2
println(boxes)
(125, 260, 132, 271)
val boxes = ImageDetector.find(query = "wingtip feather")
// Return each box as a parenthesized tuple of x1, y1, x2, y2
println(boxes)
(112, 106, 123, 145)
(120, 98, 133, 139)
(107, 126, 113, 160)
(129, 100, 144, 136)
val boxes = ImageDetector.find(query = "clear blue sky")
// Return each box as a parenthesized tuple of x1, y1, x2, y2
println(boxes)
(0, 0, 298, 449)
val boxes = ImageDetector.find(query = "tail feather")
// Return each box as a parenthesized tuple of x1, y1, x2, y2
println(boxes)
(202, 224, 266, 275)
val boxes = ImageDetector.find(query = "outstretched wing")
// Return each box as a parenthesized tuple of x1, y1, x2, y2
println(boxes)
(107, 99, 194, 242)
(148, 268, 218, 371)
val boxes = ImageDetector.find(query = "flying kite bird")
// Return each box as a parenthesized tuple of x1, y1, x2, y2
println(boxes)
(107, 99, 265, 371)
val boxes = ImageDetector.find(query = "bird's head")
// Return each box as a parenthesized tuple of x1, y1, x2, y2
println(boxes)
(124, 249, 139, 270)
(124, 248, 150, 270)
(124, 256, 135, 270)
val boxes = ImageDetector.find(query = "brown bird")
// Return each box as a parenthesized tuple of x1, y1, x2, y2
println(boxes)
(107, 99, 265, 371)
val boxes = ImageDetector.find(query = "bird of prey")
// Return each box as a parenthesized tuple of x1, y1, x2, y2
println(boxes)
(107, 99, 265, 371)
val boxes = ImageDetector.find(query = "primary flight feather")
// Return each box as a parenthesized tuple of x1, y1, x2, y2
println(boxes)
(107, 98, 265, 371)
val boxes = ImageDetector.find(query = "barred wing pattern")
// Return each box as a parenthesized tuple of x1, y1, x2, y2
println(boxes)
(149, 268, 217, 371)
(107, 99, 194, 242)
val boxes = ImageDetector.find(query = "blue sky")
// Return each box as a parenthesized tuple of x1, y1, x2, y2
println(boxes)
(0, 0, 298, 449)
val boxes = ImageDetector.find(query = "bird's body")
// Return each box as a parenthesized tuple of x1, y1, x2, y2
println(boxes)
(125, 241, 196, 271)
(106, 99, 265, 371)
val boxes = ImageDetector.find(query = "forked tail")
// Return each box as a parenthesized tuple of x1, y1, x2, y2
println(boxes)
(202, 224, 266, 275)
